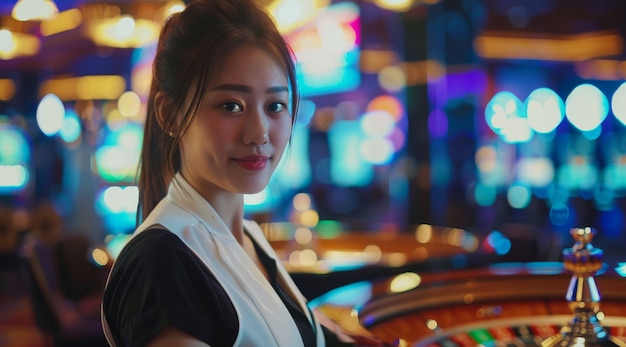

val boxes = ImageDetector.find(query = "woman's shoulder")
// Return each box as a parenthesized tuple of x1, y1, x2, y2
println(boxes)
(104, 228, 223, 304)
(112, 228, 194, 270)
(103, 228, 238, 347)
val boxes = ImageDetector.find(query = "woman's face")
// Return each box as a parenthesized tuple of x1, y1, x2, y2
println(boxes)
(179, 45, 292, 201)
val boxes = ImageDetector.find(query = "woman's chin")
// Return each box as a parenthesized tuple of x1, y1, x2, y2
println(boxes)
(240, 184, 269, 196)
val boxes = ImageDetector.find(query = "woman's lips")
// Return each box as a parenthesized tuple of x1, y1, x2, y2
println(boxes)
(233, 155, 269, 171)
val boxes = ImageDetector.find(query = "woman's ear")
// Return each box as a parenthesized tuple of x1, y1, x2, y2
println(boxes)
(154, 91, 176, 136)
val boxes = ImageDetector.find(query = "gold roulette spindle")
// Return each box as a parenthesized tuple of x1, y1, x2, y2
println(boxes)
(542, 227, 626, 347)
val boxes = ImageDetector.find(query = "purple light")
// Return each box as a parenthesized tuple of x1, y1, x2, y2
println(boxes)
(428, 109, 448, 137)
(429, 69, 488, 102)
(388, 126, 406, 151)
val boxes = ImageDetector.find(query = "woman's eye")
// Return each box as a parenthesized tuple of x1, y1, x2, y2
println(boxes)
(221, 102, 243, 113)
(268, 102, 286, 113)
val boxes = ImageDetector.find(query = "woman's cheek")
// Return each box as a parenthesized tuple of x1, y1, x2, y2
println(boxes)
(275, 118, 292, 145)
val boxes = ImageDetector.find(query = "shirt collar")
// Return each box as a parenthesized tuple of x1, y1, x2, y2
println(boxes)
(164, 172, 235, 239)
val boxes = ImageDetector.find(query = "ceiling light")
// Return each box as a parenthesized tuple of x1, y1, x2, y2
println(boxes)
(81, 2, 166, 48)
(12, 0, 59, 21)
(0, 15, 41, 59)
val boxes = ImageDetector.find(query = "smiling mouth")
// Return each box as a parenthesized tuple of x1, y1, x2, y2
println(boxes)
(233, 156, 269, 171)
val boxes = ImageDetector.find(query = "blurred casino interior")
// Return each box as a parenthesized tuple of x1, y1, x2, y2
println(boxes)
(1, 0, 626, 346)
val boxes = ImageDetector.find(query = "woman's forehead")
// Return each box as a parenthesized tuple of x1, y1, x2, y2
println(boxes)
(207, 45, 289, 90)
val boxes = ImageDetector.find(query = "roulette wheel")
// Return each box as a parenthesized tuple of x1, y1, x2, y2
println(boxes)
(313, 227, 626, 347)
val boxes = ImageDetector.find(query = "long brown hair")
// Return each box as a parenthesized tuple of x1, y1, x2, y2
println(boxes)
(137, 0, 299, 223)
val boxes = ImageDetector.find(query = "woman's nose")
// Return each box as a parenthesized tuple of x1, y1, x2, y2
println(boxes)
(242, 108, 269, 145)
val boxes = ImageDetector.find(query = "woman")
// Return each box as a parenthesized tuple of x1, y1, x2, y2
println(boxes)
(101, 0, 387, 346)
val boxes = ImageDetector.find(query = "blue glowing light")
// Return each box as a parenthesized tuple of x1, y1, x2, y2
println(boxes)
(95, 124, 143, 183)
(59, 110, 81, 143)
(0, 125, 31, 193)
(0, 125, 30, 164)
(603, 162, 626, 191)
(289, 2, 361, 97)
(296, 99, 316, 128)
(526, 262, 564, 275)
(360, 137, 394, 165)
(565, 84, 608, 131)
(582, 126, 602, 141)
(525, 87, 564, 133)
(244, 187, 274, 214)
(506, 183, 531, 209)
(549, 203, 570, 226)
(297, 61, 360, 97)
(616, 263, 626, 277)
(611, 82, 626, 126)
(485, 230, 512, 255)
(485, 91, 533, 143)
(95, 185, 139, 233)
(328, 120, 373, 187)
(309, 281, 372, 308)
(489, 262, 523, 275)
(105, 233, 132, 260)
(557, 161, 598, 191)
(273, 126, 312, 190)
(474, 183, 497, 207)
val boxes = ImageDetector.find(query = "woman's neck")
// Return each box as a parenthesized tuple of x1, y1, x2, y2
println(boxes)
(207, 193, 246, 244)
(178, 171, 246, 244)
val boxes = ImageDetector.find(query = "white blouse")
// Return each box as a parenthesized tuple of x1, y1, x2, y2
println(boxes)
(101, 173, 325, 346)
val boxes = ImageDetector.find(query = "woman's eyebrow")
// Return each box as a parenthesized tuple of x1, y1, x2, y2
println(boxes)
(209, 84, 289, 94)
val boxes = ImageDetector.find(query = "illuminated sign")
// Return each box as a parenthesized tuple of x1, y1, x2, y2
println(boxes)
(0, 124, 31, 194)
(287, 2, 361, 97)
(94, 123, 143, 183)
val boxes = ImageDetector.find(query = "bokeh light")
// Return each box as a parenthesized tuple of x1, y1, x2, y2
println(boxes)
(611, 82, 626, 126)
(389, 272, 421, 293)
(94, 124, 143, 183)
(360, 110, 395, 137)
(293, 193, 313, 211)
(474, 183, 497, 207)
(96, 185, 139, 232)
(428, 109, 448, 138)
(506, 183, 531, 209)
(37, 93, 65, 136)
(117, 91, 141, 118)
(485, 91, 532, 143)
(328, 120, 373, 186)
(360, 137, 394, 165)
(525, 87, 564, 133)
(0, 123, 31, 193)
(557, 160, 598, 191)
(366, 94, 404, 122)
(516, 157, 554, 188)
(549, 203, 570, 226)
(565, 83, 608, 131)
(59, 110, 82, 144)
(485, 230, 511, 255)
(378, 65, 406, 92)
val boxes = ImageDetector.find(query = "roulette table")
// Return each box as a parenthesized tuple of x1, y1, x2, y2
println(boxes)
(262, 222, 494, 299)
(263, 223, 480, 272)
(312, 228, 626, 347)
